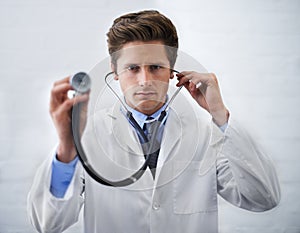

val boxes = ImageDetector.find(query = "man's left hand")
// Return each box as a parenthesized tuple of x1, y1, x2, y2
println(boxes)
(176, 71, 229, 126)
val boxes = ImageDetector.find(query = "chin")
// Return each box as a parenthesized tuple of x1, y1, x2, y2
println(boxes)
(135, 100, 163, 115)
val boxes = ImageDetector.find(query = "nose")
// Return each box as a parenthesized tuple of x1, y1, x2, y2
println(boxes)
(138, 67, 152, 86)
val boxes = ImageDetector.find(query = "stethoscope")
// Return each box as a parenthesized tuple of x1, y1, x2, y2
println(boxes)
(71, 70, 183, 187)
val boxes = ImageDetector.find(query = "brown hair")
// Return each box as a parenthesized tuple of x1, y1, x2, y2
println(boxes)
(106, 10, 178, 68)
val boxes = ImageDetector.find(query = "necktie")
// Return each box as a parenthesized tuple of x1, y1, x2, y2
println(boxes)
(143, 117, 160, 179)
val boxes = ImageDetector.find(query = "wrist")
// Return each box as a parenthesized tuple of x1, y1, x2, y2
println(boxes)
(57, 142, 77, 163)
(212, 108, 229, 126)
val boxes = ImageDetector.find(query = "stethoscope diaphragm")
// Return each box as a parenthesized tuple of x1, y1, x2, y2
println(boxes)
(70, 72, 91, 93)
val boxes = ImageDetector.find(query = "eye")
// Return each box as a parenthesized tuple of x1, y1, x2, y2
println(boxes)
(127, 65, 140, 72)
(149, 64, 163, 72)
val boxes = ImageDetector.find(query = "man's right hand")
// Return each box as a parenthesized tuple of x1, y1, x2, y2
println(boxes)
(49, 76, 89, 163)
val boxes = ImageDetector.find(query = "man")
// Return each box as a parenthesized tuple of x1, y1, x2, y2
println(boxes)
(27, 10, 280, 233)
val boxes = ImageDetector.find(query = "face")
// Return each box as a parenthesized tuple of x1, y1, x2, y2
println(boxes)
(113, 41, 174, 115)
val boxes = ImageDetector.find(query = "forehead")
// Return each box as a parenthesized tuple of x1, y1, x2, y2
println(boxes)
(116, 41, 170, 68)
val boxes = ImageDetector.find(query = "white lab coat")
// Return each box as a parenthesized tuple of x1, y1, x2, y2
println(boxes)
(27, 95, 280, 233)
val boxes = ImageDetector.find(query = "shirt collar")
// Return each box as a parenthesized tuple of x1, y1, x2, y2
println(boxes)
(120, 96, 169, 129)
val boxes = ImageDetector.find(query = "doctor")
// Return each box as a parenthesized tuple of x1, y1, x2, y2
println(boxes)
(27, 10, 280, 233)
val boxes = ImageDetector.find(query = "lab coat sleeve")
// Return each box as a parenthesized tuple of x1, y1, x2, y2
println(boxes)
(27, 152, 84, 233)
(213, 117, 281, 212)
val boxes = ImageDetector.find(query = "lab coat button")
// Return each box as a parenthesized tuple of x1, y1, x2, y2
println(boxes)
(153, 202, 160, 210)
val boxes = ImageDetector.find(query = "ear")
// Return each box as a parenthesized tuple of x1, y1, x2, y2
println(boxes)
(111, 63, 119, 80)
(170, 70, 174, 79)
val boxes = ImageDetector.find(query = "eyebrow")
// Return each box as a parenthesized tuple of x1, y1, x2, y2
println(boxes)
(122, 62, 170, 68)
(123, 63, 139, 67)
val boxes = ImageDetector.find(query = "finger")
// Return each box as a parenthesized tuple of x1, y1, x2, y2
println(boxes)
(189, 81, 196, 92)
(194, 73, 217, 85)
(72, 93, 90, 106)
(176, 74, 192, 87)
(51, 90, 89, 113)
(176, 72, 193, 80)
(57, 99, 74, 115)
(178, 71, 193, 76)
(187, 82, 201, 95)
(176, 72, 200, 86)
(176, 72, 217, 88)
(53, 76, 71, 86)
(51, 83, 73, 97)
(182, 81, 193, 95)
(58, 94, 89, 113)
(176, 73, 184, 78)
(50, 84, 70, 112)
(181, 71, 214, 85)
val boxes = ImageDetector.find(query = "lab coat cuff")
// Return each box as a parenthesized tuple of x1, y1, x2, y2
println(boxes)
(210, 114, 232, 146)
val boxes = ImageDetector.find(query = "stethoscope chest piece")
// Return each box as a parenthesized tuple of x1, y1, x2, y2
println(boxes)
(70, 72, 91, 93)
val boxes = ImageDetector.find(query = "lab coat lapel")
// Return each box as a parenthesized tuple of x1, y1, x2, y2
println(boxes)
(109, 104, 144, 156)
(160, 109, 181, 161)
(151, 109, 181, 190)
(153, 96, 207, 188)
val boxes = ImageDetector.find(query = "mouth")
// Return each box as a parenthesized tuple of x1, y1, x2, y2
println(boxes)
(134, 91, 158, 101)
(135, 91, 156, 96)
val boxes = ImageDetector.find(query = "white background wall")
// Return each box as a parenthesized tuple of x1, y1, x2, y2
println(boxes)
(0, 0, 299, 232)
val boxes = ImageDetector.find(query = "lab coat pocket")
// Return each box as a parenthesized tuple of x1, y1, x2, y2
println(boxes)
(173, 161, 218, 214)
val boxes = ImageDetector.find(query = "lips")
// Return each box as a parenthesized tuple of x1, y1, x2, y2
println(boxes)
(134, 90, 158, 101)
(135, 91, 156, 96)
(135, 88, 157, 95)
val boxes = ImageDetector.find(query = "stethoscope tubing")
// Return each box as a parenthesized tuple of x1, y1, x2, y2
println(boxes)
(72, 70, 182, 187)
